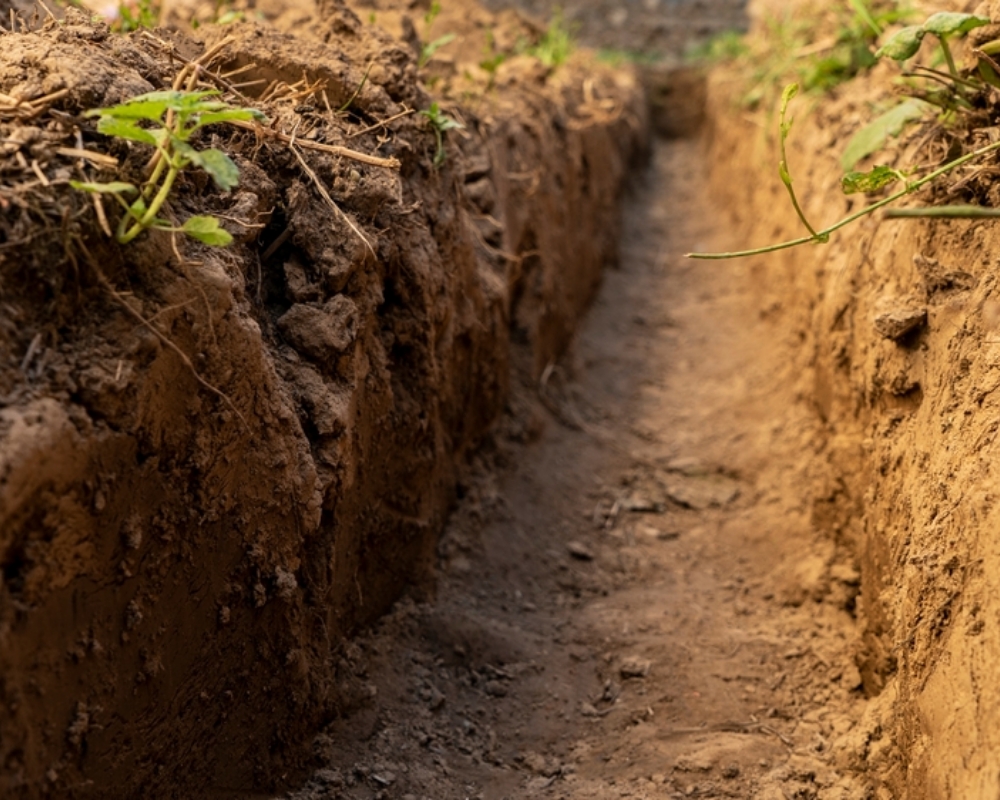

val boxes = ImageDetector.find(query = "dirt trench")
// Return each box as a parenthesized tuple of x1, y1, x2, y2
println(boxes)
(4, 0, 999, 797)
(276, 135, 875, 800)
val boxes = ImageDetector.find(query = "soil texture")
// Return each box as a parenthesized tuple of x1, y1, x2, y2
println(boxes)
(279, 139, 872, 800)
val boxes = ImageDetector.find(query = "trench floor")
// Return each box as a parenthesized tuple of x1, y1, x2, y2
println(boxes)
(281, 139, 869, 800)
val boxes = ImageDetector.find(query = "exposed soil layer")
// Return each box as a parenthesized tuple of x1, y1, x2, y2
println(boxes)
(278, 137, 873, 800)
(702, 28, 1000, 797)
(0, 4, 644, 797)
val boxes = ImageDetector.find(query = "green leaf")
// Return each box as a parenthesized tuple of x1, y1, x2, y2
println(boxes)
(87, 90, 223, 122)
(195, 108, 268, 128)
(182, 215, 233, 246)
(841, 99, 928, 170)
(922, 12, 990, 38)
(848, 0, 882, 37)
(191, 148, 241, 191)
(876, 25, 926, 60)
(841, 165, 904, 194)
(419, 33, 457, 67)
(69, 180, 138, 195)
(95, 116, 159, 145)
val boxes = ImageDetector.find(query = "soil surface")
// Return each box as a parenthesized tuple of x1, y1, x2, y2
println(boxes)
(279, 138, 872, 800)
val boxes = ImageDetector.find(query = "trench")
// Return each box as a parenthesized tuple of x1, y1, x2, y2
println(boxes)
(6, 1, 970, 797)
(275, 136, 869, 799)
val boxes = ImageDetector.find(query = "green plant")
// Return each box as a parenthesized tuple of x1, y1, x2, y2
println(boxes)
(523, 12, 574, 69)
(687, 82, 1000, 259)
(71, 90, 266, 246)
(684, 30, 748, 64)
(419, 33, 456, 68)
(420, 102, 462, 167)
(710, 2, 912, 110)
(479, 29, 507, 79)
(112, 0, 158, 31)
(839, 13, 991, 170)
(424, 0, 441, 26)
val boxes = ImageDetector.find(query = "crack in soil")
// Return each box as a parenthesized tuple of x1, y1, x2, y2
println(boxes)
(280, 140, 871, 800)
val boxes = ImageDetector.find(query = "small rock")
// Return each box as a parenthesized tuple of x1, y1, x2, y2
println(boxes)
(874, 307, 926, 341)
(567, 541, 594, 561)
(620, 656, 652, 678)
(484, 680, 508, 698)
(622, 494, 661, 513)
(721, 763, 741, 779)
(579, 702, 600, 717)
(314, 769, 343, 786)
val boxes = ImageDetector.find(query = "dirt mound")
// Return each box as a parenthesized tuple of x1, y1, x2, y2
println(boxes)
(0, 4, 645, 796)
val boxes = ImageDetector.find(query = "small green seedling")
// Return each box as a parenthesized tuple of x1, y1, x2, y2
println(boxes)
(419, 33, 457, 68)
(420, 102, 463, 167)
(529, 12, 573, 68)
(72, 90, 266, 246)
(111, 0, 158, 31)
(424, 0, 441, 26)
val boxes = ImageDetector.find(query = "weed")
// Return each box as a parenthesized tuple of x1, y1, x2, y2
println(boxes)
(110, 0, 158, 31)
(71, 90, 266, 246)
(420, 102, 462, 167)
(596, 48, 662, 68)
(419, 33, 456, 68)
(479, 29, 507, 81)
(522, 12, 574, 69)
(424, 0, 441, 27)
(707, 2, 913, 110)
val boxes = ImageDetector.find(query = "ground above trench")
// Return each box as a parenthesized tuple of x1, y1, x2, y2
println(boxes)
(278, 137, 872, 800)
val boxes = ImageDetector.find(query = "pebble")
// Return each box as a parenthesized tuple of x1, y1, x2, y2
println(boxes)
(567, 541, 595, 561)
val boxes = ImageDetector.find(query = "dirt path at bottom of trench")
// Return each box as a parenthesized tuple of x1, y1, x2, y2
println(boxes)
(280, 139, 871, 800)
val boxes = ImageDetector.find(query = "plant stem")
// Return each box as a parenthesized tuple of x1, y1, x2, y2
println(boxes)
(935, 36, 972, 104)
(939, 35, 959, 80)
(885, 205, 1000, 218)
(687, 138, 1000, 259)
(782, 178, 824, 241)
(117, 156, 182, 244)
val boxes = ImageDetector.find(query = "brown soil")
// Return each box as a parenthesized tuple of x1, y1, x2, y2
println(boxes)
(0, 3, 643, 796)
(4, 0, 1000, 798)
(278, 136, 873, 800)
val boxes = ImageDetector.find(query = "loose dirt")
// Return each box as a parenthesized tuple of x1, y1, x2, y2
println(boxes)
(279, 138, 874, 800)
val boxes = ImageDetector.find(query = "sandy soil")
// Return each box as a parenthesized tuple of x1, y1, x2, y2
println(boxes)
(280, 138, 873, 800)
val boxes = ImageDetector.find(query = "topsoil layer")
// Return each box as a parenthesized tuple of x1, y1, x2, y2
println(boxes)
(0, 1, 645, 796)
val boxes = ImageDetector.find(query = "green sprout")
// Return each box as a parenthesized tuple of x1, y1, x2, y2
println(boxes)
(71, 90, 266, 246)
(529, 12, 573, 68)
(420, 102, 463, 167)
(110, 0, 158, 31)
(424, 0, 441, 26)
(419, 33, 456, 68)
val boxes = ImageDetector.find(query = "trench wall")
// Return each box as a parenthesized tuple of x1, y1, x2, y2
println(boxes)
(0, 6, 647, 797)
(704, 52, 1000, 800)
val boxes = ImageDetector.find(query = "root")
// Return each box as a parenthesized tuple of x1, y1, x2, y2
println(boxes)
(86, 258, 249, 430)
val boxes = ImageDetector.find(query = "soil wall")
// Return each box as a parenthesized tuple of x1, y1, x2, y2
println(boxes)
(704, 38, 1000, 800)
(0, 4, 646, 796)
